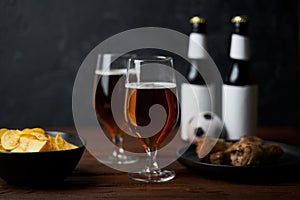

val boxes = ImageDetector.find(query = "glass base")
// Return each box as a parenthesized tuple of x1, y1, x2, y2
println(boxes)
(97, 154, 138, 165)
(128, 169, 176, 183)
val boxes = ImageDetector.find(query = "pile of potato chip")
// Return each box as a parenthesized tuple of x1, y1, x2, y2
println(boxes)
(0, 128, 78, 152)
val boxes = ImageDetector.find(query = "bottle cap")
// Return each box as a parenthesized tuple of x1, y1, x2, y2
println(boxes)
(231, 16, 249, 23)
(190, 16, 206, 24)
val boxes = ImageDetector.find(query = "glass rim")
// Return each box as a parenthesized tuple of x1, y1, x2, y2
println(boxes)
(95, 53, 136, 73)
(129, 55, 173, 63)
(97, 53, 136, 58)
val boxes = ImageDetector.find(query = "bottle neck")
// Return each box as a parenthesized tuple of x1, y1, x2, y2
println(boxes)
(191, 22, 206, 34)
(225, 60, 256, 86)
(232, 21, 248, 35)
(187, 60, 206, 85)
(229, 34, 250, 61)
(188, 32, 207, 59)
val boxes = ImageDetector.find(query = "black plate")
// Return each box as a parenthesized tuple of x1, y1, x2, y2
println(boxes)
(177, 141, 300, 182)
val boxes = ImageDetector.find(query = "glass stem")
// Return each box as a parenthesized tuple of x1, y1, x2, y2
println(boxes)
(145, 147, 159, 173)
(112, 135, 125, 159)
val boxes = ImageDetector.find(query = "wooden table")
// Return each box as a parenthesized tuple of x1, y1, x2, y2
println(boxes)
(0, 127, 299, 199)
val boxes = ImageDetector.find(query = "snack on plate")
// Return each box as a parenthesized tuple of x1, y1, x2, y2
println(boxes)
(0, 128, 78, 152)
(196, 137, 232, 163)
(196, 136, 284, 166)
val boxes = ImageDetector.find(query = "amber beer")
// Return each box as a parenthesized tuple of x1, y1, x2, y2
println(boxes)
(94, 69, 127, 138)
(126, 82, 178, 150)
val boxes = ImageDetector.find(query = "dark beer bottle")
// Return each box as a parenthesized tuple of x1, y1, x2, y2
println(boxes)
(222, 16, 258, 140)
(181, 16, 221, 141)
(186, 16, 207, 85)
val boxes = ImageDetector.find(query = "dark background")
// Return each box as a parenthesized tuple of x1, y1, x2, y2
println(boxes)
(0, 0, 299, 128)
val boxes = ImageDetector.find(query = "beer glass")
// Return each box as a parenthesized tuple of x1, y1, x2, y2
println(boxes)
(93, 53, 138, 164)
(125, 56, 179, 182)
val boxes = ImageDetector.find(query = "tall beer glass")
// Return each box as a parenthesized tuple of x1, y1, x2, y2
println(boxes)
(93, 53, 138, 164)
(125, 56, 179, 182)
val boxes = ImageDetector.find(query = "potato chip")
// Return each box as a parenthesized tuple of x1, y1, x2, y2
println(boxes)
(54, 134, 65, 150)
(0, 128, 78, 152)
(0, 128, 8, 138)
(62, 140, 78, 150)
(0, 144, 6, 152)
(11, 135, 47, 152)
(10, 146, 25, 152)
(21, 128, 31, 134)
(1, 130, 21, 150)
(22, 127, 45, 134)
(21, 128, 48, 141)
(54, 134, 78, 150)
(0, 128, 8, 152)
(45, 134, 56, 151)
(29, 132, 48, 141)
(30, 128, 45, 134)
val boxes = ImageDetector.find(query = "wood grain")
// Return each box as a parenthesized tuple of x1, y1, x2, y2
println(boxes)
(0, 127, 299, 199)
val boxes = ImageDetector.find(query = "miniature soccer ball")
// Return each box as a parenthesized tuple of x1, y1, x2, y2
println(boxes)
(187, 111, 224, 143)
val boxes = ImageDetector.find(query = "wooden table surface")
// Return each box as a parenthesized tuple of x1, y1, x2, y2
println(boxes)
(0, 127, 300, 200)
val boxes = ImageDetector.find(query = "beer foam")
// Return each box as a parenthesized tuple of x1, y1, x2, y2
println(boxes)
(125, 82, 176, 89)
(95, 69, 127, 75)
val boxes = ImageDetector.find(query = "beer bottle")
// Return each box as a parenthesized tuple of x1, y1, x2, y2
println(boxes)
(222, 16, 258, 140)
(181, 16, 221, 141)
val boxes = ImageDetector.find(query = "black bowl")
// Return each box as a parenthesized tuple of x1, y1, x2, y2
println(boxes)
(0, 131, 86, 186)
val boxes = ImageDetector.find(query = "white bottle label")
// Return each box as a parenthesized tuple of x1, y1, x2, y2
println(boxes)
(229, 34, 250, 61)
(222, 84, 258, 140)
(188, 33, 207, 59)
(181, 83, 211, 141)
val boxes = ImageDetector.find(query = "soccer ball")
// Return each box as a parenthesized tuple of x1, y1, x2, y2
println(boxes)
(187, 111, 224, 143)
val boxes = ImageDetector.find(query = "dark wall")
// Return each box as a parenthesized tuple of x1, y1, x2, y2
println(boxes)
(0, 0, 298, 128)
